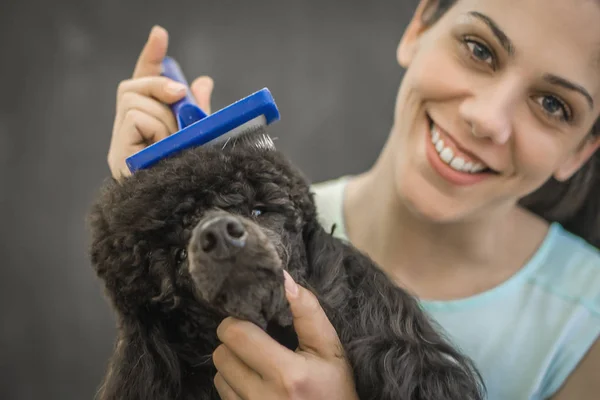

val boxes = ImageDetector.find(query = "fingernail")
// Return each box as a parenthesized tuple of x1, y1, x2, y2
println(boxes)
(166, 82, 187, 95)
(283, 270, 298, 297)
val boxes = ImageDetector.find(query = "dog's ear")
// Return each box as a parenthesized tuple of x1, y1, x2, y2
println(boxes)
(303, 219, 339, 268)
(87, 191, 183, 318)
(97, 324, 181, 400)
(88, 220, 160, 316)
(300, 219, 348, 298)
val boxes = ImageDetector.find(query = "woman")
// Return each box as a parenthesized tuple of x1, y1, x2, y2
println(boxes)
(107, 0, 600, 398)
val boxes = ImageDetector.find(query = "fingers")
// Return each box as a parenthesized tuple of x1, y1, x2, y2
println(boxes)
(214, 373, 243, 400)
(108, 107, 171, 180)
(283, 271, 345, 360)
(115, 91, 179, 134)
(133, 25, 169, 79)
(190, 75, 214, 114)
(109, 75, 185, 180)
(107, 141, 146, 180)
(216, 317, 295, 381)
(119, 108, 172, 146)
(108, 25, 216, 181)
(213, 344, 263, 399)
(117, 76, 187, 107)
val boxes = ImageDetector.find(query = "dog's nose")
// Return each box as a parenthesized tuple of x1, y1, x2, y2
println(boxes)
(198, 215, 247, 258)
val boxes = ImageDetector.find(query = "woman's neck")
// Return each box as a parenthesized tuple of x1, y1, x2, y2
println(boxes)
(343, 165, 549, 300)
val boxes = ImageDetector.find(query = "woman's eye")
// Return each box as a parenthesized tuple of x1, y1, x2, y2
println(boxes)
(535, 95, 571, 122)
(464, 39, 494, 66)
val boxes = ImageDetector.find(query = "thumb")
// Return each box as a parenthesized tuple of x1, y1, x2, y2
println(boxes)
(190, 76, 214, 114)
(283, 270, 343, 359)
(133, 25, 169, 79)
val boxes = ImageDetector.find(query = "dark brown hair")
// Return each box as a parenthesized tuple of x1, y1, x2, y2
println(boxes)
(420, 0, 600, 247)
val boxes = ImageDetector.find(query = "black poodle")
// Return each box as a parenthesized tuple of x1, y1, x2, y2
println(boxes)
(88, 131, 485, 400)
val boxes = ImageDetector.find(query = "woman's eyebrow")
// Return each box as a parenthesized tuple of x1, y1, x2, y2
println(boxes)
(467, 11, 594, 110)
(544, 74, 594, 109)
(467, 11, 514, 56)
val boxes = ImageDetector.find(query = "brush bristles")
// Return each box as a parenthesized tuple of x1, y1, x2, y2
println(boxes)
(214, 125, 276, 151)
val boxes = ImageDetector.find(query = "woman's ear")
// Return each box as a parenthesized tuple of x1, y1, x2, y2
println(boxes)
(397, 0, 439, 67)
(553, 135, 600, 181)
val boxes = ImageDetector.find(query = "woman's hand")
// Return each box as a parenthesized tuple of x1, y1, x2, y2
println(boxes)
(213, 271, 359, 400)
(108, 25, 214, 180)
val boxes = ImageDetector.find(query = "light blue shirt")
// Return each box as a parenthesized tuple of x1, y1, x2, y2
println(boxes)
(312, 176, 600, 400)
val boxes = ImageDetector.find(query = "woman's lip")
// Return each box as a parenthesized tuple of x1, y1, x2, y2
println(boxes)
(427, 115, 498, 173)
(425, 120, 495, 186)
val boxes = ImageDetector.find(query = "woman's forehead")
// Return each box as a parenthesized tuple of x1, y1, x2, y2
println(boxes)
(449, 0, 600, 53)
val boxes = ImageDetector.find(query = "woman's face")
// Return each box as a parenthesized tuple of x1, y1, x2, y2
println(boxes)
(389, 0, 600, 223)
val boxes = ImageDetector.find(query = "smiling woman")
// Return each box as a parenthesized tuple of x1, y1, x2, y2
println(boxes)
(311, 0, 600, 398)
(105, 0, 600, 399)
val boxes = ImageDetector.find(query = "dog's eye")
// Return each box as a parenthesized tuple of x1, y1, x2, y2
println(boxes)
(175, 248, 187, 264)
(251, 206, 267, 218)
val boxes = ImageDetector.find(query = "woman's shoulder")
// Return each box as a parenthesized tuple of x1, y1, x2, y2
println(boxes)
(310, 176, 351, 241)
(524, 224, 600, 398)
(532, 223, 600, 313)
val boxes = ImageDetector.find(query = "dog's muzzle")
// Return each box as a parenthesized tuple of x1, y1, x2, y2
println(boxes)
(196, 214, 247, 259)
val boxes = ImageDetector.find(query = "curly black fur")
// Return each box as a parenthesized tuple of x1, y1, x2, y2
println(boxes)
(88, 135, 485, 400)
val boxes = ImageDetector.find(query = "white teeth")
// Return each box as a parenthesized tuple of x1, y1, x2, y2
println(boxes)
(430, 122, 489, 174)
(471, 163, 486, 173)
(440, 147, 453, 163)
(450, 157, 465, 170)
(435, 139, 444, 152)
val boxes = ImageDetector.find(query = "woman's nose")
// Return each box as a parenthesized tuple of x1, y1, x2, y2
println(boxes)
(459, 77, 521, 145)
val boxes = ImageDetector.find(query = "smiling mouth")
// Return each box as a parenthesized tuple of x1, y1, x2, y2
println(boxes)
(427, 116, 498, 175)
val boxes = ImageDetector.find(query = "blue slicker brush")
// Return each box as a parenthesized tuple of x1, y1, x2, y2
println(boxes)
(126, 56, 280, 173)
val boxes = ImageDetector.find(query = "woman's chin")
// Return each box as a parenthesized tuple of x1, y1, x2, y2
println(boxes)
(394, 174, 478, 224)
(404, 196, 468, 224)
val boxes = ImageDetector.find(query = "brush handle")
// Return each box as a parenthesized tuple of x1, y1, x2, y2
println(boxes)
(161, 56, 208, 130)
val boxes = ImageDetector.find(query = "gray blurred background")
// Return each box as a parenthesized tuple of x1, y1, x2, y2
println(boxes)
(0, 0, 416, 398)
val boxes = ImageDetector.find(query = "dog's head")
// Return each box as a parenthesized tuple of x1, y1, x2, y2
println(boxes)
(88, 136, 319, 328)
